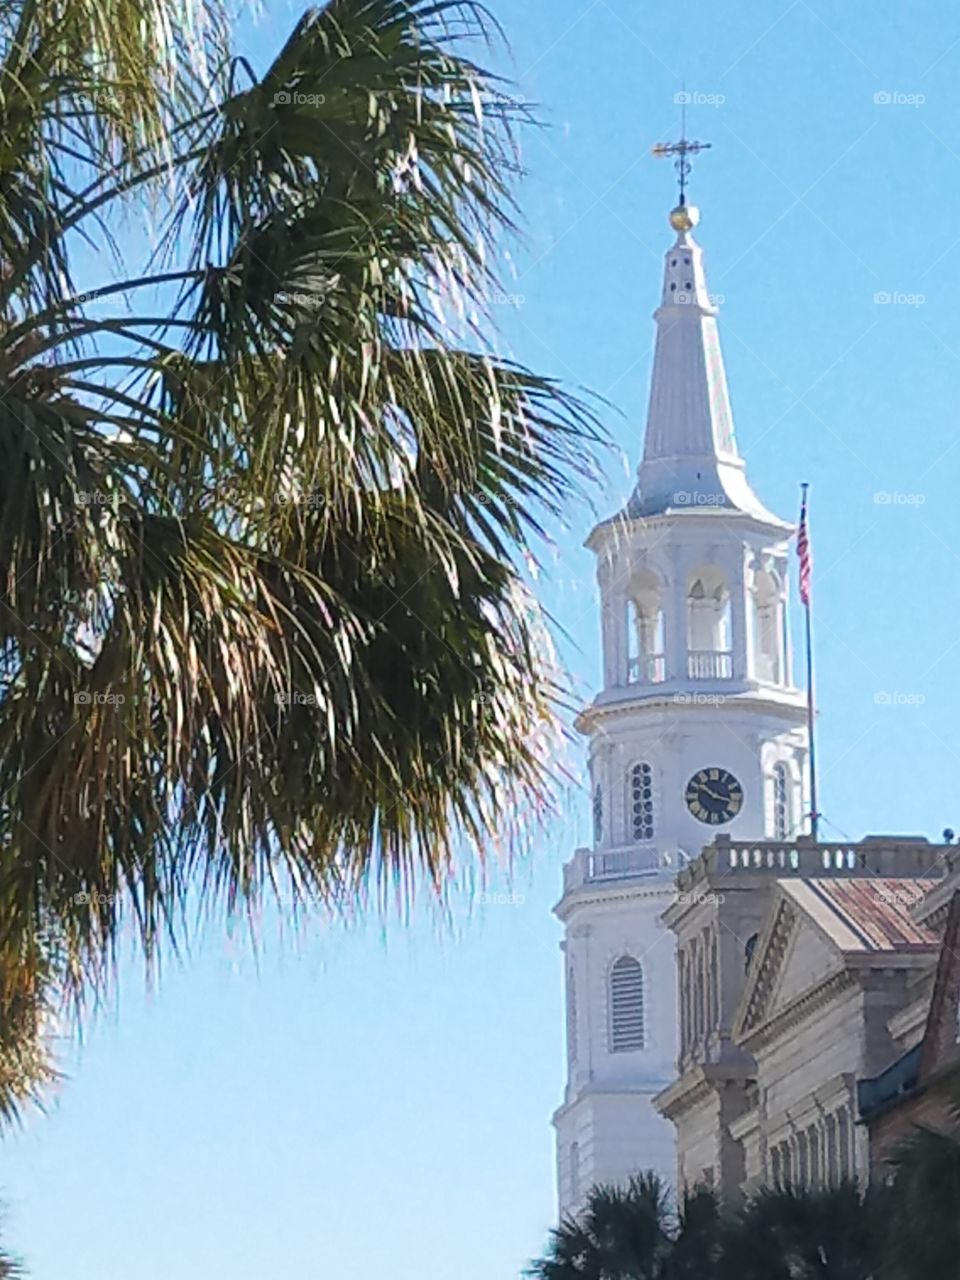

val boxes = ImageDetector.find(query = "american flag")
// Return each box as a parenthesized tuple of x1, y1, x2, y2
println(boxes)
(797, 487, 812, 606)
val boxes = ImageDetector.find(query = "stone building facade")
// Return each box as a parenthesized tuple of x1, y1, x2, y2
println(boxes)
(860, 874, 960, 1165)
(654, 835, 955, 1196)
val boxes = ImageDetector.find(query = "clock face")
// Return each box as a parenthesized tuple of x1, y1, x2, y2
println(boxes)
(685, 767, 744, 826)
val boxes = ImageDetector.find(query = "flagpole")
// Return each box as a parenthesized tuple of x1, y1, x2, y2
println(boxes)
(804, 586, 819, 841)
(799, 482, 819, 840)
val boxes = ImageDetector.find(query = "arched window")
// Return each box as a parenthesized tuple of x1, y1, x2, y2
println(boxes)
(609, 955, 645, 1052)
(745, 932, 759, 972)
(631, 763, 655, 841)
(593, 783, 603, 846)
(569, 1141, 580, 1203)
(567, 968, 578, 1067)
(773, 763, 790, 839)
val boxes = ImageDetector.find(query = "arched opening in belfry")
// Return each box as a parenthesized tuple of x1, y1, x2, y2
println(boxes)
(752, 565, 784, 683)
(626, 569, 665, 684)
(686, 567, 731, 678)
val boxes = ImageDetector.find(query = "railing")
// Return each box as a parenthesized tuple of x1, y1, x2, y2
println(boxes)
(565, 837, 953, 899)
(588, 848, 660, 879)
(687, 650, 733, 680)
(627, 654, 666, 685)
(563, 845, 686, 893)
(676, 835, 950, 890)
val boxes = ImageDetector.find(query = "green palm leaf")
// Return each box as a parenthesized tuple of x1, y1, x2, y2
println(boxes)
(0, 0, 605, 1119)
(884, 1120, 960, 1279)
(719, 1180, 886, 1280)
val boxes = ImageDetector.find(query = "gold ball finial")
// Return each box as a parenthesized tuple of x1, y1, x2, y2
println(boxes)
(669, 203, 700, 233)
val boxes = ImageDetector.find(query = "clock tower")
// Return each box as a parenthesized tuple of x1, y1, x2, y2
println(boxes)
(552, 191, 810, 1214)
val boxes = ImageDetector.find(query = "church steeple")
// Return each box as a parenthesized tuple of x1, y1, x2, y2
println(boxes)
(630, 201, 784, 524)
(553, 159, 811, 1218)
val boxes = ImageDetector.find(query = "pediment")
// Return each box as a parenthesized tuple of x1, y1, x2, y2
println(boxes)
(734, 889, 844, 1043)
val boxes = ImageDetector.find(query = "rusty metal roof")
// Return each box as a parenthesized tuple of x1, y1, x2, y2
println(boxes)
(788, 878, 939, 952)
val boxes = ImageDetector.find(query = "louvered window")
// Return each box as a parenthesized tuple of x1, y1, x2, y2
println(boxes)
(593, 784, 603, 845)
(609, 955, 645, 1052)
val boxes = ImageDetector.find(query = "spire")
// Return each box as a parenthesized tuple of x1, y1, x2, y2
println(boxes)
(628, 151, 784, 525)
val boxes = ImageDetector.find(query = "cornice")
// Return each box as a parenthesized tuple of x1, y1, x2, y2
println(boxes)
(887, 992, 933, 1047)
(734, 897, 799, 1039)
(555, 1082, 676, 1126)
(728, 1106, 760, 1142)
(654, 1060, 754, 1120)
(738, 967, 859, 1053)
(654, 1068, 713, 1119)
(576, 688, 808, 735)
(555, 881, 678, 918)
(914, 880, 958, 930)
(585, 509, 793, 554)
(771, 1075, 854, 1136)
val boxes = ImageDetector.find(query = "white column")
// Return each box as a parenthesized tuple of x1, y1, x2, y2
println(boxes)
(728, 546, 748, 679)
(598, 557, 617, 689)
(744, 559, 758, 681)
(667, 551, 689, 681)
(780, 553, 794, 686)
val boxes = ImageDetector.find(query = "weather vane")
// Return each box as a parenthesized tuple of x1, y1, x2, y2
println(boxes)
(651, 97, 711, 207)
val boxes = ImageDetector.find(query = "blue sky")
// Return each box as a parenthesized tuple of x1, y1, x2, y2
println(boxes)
(6, 1, 960, 1277)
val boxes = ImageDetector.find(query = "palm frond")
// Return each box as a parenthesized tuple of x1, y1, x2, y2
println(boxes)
(719, 1180, 885, 1280)
(0, 0, 606, 1111)
(885, 1122, 960, 1279)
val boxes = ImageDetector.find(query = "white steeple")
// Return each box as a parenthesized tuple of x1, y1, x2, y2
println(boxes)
(553, 183, 811, 1217)
(629, 204, 784, 525)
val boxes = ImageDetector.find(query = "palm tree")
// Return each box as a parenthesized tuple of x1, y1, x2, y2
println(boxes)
(882, 1112, 960, 1279)
(0, 0, 602, 1117)
(531, 1175, 895, 1280)
(718, 1181, 886, 1280)
(527, 1175, 722, 1280)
